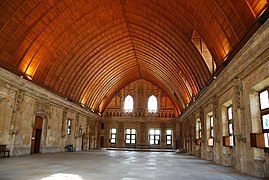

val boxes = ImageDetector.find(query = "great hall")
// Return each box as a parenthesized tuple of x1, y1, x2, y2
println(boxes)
(0, 0, 269, 179)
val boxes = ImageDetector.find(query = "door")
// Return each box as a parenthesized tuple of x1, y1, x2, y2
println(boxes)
(175, 139, 180, 150)
(81, 133, 86, 150)
(88, 136, 91, 150)
(34, 129, 42, 153)
(100, 136, 104, 147)
(31, 116, 43, 154)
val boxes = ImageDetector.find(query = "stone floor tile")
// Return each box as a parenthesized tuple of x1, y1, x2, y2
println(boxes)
(0, 150, 262, 180)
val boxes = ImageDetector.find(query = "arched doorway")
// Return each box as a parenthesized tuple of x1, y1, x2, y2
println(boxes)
(31, 116, 43, 154)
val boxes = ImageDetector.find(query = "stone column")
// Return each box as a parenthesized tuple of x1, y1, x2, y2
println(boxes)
(187, 115, 195, 153)
(200, 107, 205, 159)
(140, 122, 146, 144)
(9, 90, 24, 156)
(60, 108, 67, 151)
(175, 121, 181, 150)
(86, 118, 90, 150)
(160, 123, 165, 148)
(74, 113, 79, 149)
(117, 122, 124, 147)
(233, 77, 246, 171)
(213, 95, 221, 163)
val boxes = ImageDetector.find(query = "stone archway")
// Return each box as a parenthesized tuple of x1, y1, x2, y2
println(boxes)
(34, 101, 51, 153)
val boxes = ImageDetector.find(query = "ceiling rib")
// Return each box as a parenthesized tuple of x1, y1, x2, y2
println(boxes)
(120, 0, 141, 79)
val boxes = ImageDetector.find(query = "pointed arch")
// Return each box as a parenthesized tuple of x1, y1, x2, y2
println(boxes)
(124, 95, 134, 112)
(148, 95, 158, 112)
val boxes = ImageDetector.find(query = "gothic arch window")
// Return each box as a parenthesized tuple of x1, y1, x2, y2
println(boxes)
(148, 95, 158, 112)
(124, 95, 133, 112)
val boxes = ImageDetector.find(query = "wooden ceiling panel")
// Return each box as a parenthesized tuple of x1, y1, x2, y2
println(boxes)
(0, 0, 267, 114)
(67, 46, 136, 100)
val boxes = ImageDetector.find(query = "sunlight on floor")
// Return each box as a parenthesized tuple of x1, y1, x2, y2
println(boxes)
(41, 173, 84, 180)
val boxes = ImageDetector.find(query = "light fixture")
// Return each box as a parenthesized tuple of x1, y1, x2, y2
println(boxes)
(26, 74, 32, 80)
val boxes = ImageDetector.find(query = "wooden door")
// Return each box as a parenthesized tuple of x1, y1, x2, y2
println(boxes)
(100, 136, 104, 147)
(81, 133, 86, 150)
(34, 129, 42, 153)
(31, 116, 43, 154)
(88, 136, 91, 150)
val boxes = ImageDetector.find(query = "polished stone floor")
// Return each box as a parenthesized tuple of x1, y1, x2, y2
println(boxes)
(0, 150, 261, 180)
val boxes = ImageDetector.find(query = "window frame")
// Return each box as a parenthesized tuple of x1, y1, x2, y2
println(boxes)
(67, 119, 72, 135)
(199, 121, 202, 139)
(207, 115, 214, 147)
(209, 115, 214, 138)
(148, 95, 158, 113)
(223, 105, 234, 147)
(195, 119, 202, 146)
(110, 128, 117, 144)
(259, 89, 269, 148)
(227, 106, 234, 136)
(101, 122, 105, 130)
(166, 129, 172, 145)
(124, 95, 134, 112)
(125, 128, 136, 144)
(149, 129, 160, 145)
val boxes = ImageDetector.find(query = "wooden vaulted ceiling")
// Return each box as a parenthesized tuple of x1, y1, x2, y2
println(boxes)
(0, 0, 268, 114)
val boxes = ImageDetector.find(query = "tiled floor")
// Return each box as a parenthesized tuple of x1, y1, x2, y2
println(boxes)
(0, 150, 261, 180)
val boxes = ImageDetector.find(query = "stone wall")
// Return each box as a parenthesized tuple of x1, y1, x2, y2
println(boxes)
(100, 118, 176, 149)
(101, 79, 178, 149)
(0, 68, 100, 156)
(178, 19, 269, 178)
